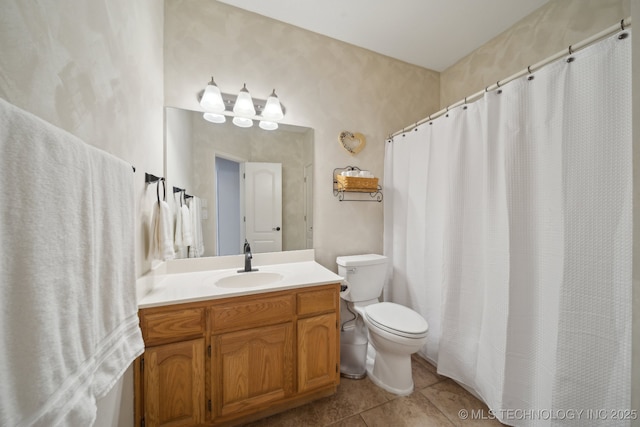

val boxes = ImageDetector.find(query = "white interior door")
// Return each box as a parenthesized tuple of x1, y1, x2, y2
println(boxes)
(304, 163, 313, 249)
(243, 162, 282, 253)
(215, 156, 242, 256)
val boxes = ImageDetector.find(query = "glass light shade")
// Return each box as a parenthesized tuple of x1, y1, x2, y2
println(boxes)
(261, 90, 284, 121)
(233, 84, 256, 117)
(203, 112, 226, 123)
(200, 78, 225, 113)
(232, 116, 253, 128)
(259, 120, 278, 130)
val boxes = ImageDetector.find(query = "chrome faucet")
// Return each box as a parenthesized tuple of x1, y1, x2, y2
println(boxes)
(239, 239, 258, 273)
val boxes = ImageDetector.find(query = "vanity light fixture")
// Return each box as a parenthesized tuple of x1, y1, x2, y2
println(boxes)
(232, 116, 253, 128)
(198, 78, 286, 130)
(233, 83, 256, 117)
(259, 120, 278, 130)
(203, 112, 226, 123)
(261, 90, 284, 121)
(200, 77, 225, 113)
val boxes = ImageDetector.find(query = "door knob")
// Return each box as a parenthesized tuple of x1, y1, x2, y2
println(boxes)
(273, 226, 281, 231)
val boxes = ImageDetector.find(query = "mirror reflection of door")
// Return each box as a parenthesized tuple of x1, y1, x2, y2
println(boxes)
(304, 163, 313, 249)
(243, 162, 283, 253)
(165, 108, 313, 257)
(215, 156, 242, 256)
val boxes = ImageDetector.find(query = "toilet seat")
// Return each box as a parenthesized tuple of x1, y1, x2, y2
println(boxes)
(364, 302, 429, 339)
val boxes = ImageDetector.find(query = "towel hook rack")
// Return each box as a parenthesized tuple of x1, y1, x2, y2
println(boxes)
(145, 173, 163, 184)
(155, 179, 166, 205)
(173, 186, 186, 206)
(145, 173, 165, 205)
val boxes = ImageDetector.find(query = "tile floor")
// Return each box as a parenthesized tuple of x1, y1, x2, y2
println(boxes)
(246, 355, 504, 426)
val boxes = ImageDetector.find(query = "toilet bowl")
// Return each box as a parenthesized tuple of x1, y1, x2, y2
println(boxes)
(351, 302, 428, 395)
(337, 254, 429, 396)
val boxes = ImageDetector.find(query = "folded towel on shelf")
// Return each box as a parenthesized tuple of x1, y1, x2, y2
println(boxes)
(0, 97, 144, 426)
(180, 204, 193, 248)
(189, 196, 204, 257)
(153, 199, 175, 261)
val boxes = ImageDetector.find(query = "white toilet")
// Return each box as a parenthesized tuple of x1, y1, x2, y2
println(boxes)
(337, 254, 429, 396)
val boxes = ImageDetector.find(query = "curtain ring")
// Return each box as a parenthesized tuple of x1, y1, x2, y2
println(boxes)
(496, 80, 501, 88)
(527, 65, 532, 74)
(621, 19, 625, 31)
(568, 45, 574, 55)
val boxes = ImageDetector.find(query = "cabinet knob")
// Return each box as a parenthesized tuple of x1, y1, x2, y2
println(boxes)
(273, 226, 281, 231)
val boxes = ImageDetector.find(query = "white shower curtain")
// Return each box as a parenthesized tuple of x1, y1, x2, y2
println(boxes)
(383, 30, 631, 425)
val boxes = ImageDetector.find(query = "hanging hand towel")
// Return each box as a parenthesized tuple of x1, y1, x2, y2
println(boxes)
(153, 200, 175, 261)
(181, 204, 193, 247)
(189, 197, 204, 257)
(174, 202, 184, 253)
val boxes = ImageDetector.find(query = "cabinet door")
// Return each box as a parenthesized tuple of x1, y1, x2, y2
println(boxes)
(144, 339, 205, 427)
(214, 323, 294, 418)
(297, 313, 338, 393)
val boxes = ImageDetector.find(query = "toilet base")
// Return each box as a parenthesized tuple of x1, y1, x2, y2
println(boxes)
(341, 371, 367, 380)
(367, 366, 414, 396)
(365, 345, 415, 396)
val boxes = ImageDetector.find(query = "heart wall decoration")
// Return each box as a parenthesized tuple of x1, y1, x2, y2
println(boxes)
(339, 131, 366, 156)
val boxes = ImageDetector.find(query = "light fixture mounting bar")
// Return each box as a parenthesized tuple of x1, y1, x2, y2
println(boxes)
(218, 92, 286, 116)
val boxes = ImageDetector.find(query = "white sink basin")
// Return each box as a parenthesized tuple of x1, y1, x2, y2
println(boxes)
(215, 271, 284, 288)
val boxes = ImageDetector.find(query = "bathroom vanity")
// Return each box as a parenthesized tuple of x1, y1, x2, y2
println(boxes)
(134, 251, 342, 427)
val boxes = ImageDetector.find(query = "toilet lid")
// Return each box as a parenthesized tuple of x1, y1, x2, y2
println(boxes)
(365, 302, 429, 338)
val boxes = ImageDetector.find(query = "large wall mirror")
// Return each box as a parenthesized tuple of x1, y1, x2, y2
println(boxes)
(165, 107, 314, 257)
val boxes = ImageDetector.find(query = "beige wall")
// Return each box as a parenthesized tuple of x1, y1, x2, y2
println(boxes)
(163, 0, 440, 270)
(0, 0, 165, 278)
(440, 0, 630, 108)
(632, 0, 640, 420)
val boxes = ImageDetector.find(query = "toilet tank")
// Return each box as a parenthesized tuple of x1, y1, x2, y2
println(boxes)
(336, 254, 388, 302)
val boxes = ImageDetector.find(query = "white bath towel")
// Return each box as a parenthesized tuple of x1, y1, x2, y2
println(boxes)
(181, 204, 193, 248)
(153, 199, 175, 261)
(188, 197, 204, 257)
(0, 97, 144, 426)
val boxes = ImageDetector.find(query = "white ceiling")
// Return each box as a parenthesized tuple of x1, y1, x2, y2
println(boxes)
(217, 0, 549, 72)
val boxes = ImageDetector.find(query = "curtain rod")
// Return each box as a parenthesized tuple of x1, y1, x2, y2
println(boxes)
(389, 16, 632, 140)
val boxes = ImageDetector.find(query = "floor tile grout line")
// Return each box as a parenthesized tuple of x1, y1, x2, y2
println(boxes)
(421, 390, 463, 427)
(355, 396, 402, 426)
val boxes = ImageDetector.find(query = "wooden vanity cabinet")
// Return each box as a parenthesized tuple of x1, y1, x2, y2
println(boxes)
(135, 283, 340, 427)
(297, 288, 339, 393)
(143, 339, 206, 427)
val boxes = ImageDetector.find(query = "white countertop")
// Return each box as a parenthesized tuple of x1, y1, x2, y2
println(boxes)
(137, 250, 344, 309)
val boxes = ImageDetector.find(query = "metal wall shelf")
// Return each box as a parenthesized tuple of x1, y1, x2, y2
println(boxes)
(332, 166, 383, 202)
